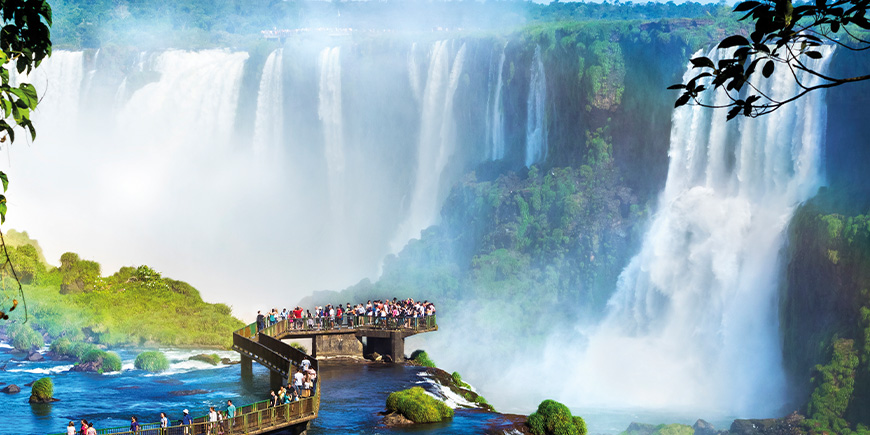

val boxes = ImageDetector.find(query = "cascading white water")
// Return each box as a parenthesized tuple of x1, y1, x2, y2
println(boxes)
(525, 45, 547, 167)
(390, 41, 467, 252)
(318, 46, 345, 216)
(486, 43, 507, 161)
(563, 47, 834, 415)
(252, 49, 284, 157)
(408, 42, 423, 104)
(13, 51, 84, 133)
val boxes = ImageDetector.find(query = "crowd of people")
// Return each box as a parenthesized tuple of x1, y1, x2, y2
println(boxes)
(65, 400, 238, 435)
(255, 298, 436, 332)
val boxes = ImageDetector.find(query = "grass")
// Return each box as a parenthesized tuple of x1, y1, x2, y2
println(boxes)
(529, 399, 587, 435)
(386, 387, 453, 424)
(135, 350, 170, 373)
(31, 377, 53, 401)
(410, 350, 436, 368)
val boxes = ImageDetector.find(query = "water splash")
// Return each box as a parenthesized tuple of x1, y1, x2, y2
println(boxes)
(253, 49, 284, 157)
(564, 46, 834, 415)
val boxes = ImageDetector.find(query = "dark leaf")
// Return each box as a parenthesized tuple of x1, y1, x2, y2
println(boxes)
(667, 84, 686, 90)
(727, 105, 743, 121)
(719, 35, 751, 48)
(690, 57, 715, 69)
(805, 51, 823, 59)
(762, 60, 775, 78)
(675, 94, 691, 108)
(0, 171, 8, 192)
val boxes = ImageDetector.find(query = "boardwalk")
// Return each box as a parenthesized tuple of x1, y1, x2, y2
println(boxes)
(48, 315, 437, 435)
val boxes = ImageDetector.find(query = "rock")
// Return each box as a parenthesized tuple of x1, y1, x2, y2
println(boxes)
(69, 360, 102, 372)
(367, 352, 382, 362)
(29, 394, 59, 403)
(2, 384, 20, 394)
(154, 379, 184, 386)
(693, 419, 723, 435)
(26, 351, 43, 361)
(381, 411, 415, 427)
(24, 380, 35, 387)
(221, 358, 240, 365)
(729, 414, 805, 435)
(169, 389, 212, 396)
(623, 422, 657, 435)
(189, 353, 220, 365)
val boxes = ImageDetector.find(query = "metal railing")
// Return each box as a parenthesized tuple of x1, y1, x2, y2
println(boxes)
(254, 314, 437, 335)
(49, 396, 317, 435)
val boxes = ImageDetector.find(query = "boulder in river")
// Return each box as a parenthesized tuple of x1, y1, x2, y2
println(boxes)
(381, 411, 415, 427)
(2, 384, 20, 394)
(189, 353, 220, 365)
(694, 419, 726, 435)
(169, 389, 212, 396)
(69, 360, 102, 372)
(221, 358, 239, 365)
(24, 380, 35, 387)
(26, 351, 43, 362)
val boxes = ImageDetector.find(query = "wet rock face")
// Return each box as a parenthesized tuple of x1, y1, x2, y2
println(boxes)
(2, 384, 20, 394)
(729, 412, 806, 435)
(26, 351, 43, 361)
(693, 419, 727, 435)
(69, 360, 102, 372)
(29, 395, 59, 404)
(381, 411, 414, 427)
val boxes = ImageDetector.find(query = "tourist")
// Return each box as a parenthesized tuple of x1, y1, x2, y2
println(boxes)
(182, 409, 192, 435)
(256, 311, 265, 331)
(291, 387, 300, 402)
(130, 416, 139, 434)
(306, 366, 317, 393)
(293, 367, 304, 395)
(226, 399, 236, 419)
(80, 419, 88, 435)
(66, 421, 75, 435)
(160, 412, 169, 430)
(300, 357, 310, 371)
(269, 390, 279, 407)
(208, 406, 218, 434)
(86, 422, 97, 435)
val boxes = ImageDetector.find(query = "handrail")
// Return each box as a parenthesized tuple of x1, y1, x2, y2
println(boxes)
(253, 314, 438, 336)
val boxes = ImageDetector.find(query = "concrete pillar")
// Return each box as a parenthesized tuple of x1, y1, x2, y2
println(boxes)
(270, 370, 284, 391)
(390, 331, 405, 363)
(313, 333, 363, 359)
(240, 355, 252, 379)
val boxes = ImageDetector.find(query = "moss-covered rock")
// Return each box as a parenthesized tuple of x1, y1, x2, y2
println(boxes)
(29, 377, 54, 403)
(528, 399, 587, 435)
(386, 386, 454, 424)
(135, 350, 169, 373)
(189, 353, 221, 365)
(409, 350, 436, 368)
(76, 349, 121, 373)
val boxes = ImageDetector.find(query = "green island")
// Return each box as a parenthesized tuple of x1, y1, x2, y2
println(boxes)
(0, 230, 244, 360)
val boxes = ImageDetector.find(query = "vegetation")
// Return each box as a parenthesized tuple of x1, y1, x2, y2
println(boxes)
(190, 353, 221, 365)
(0, 233, 244, 349)
(30, 377, 53, 401)
(451, 371, 470, 389)
(674, 0, 870, 118)
(528, 399, 587, 435)
(410, 350, 436, 368)
(135, 351, 169, 373)
(81, 349, 122, 373)
(782, 192, 870, 432)
(385, 386, 453, 424)
(7, 321, 44, 351)
(289, 342, 308, 354)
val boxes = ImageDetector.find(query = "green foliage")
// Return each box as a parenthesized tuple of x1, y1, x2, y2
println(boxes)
(451, 371, 470, 389)
(805, 339, 861, 434)
(289, 342, 308, 354)
(386, 387, 453, 424)
(528, 399, 587, 435)
(135, 350, 169, 373)
(8, 321, 44, 351)
(81, 348, 121, 373)
(59, 253, 100, 294)
(31, 377, 53, 401)
(190, 353, 221, 365)
(411, 350, 436, 368)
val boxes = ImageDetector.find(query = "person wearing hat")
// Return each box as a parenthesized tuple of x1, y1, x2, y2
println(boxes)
(182, 409, 192, 435)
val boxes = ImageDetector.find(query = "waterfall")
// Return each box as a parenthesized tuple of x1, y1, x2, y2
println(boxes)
(13, 51, 84, 133)
(390, 41, 467, 252)
(568, 47, 834, 415)
(486, 43, 507, 161)
(318, 46, 345, 215)
(525, 45, 547, 167)
(408, 42, 423, 104)
(253, 49, 284, 156)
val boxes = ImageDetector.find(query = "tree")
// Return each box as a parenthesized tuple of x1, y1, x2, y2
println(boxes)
(671, 0, 870, 119)
(0, 0, 53, 321)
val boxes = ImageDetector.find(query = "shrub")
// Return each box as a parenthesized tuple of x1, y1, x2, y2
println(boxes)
(410, 350, 436, 368)
(50, 337, 72, 356)
(528, 399, 587, 435)
(290, 342, 308, 354)
(9, 322, 44, 351)
(189, 353, 221, 365)
(386, 387, 453, 423)
(135, 351, 169, 372)
(451, 371, 470, 388)
(81, 349, 121, 373)
(31, 377, 53, 401)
